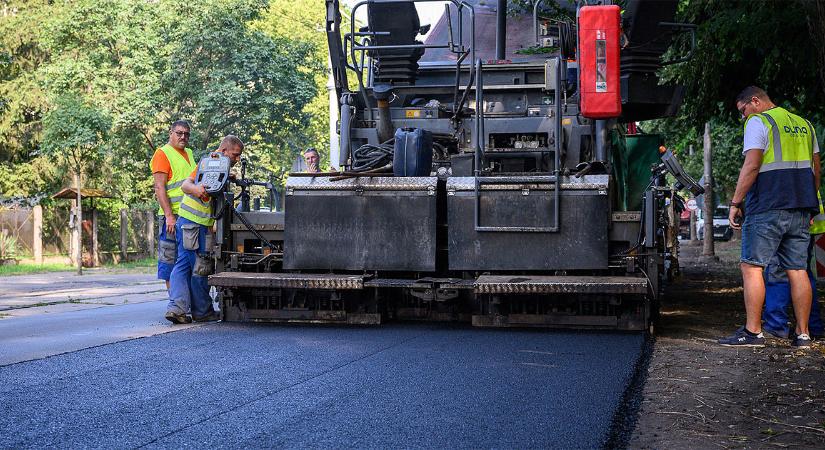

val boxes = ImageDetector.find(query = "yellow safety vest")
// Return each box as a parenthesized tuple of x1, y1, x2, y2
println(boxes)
(812, 191, 825, 235)
(178, 156, 217, 227)
(154, 144, 196, 216)
(747, 107, 815, 173)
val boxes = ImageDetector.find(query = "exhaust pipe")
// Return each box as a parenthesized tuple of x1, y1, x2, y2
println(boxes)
(373, 84, 395, 143)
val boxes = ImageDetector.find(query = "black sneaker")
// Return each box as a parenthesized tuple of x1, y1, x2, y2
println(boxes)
(192, 311, 221, 323)
(165, 311, 193, 324)
(718, 326, 765, 347)
(792, 333, 812, 348)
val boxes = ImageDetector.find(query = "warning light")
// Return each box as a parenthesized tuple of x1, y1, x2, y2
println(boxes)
(658, 145, 667, 154)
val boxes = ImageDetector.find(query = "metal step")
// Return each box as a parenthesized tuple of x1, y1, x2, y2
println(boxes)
(209, 272, 365, 290)
(474, 275, 648, 295)
(364, 278, 475, 289)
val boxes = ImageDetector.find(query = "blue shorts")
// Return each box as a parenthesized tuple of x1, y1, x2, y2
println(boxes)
(741, 209, 810, 269)
(157, 215, 177, 281)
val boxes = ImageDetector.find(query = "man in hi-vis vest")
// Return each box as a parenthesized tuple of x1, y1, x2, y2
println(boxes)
(723, 86, 820, 348)
(150, 120, 197, 290)
(762, 199, 825, 339)
(164, 135, 244, 324)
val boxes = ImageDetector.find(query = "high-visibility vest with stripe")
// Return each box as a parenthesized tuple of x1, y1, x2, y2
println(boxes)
(812, 192, 825, 235)
(178, 157, 216, 227)
(154, 144, 196, 216)
(744, 107, 818, 214)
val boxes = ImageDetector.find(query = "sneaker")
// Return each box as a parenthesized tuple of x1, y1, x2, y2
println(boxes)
(792, 333, 812, 348)
(165, 311, 192, 324)
(762, 327, 789, 339)
(192, 311, 221, 323)
(718, 326, 765, 347)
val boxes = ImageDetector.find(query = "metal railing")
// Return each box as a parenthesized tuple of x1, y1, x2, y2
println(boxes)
(473, 56, 562, 233)
(343, 0, 476, 121)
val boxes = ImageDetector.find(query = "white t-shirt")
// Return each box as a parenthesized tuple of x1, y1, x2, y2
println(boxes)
(743, 116, 820, 155)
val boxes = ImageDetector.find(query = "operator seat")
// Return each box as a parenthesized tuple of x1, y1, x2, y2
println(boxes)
(366, 0, 426, 85)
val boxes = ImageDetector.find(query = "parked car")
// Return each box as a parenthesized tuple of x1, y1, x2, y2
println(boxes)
(696, 205, 733, 240)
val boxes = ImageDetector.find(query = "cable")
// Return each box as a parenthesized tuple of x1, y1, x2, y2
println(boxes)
(351, 140, 394, 172)
(233, 207, 278, 250)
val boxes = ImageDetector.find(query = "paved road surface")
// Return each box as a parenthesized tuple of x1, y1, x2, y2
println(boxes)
(0, 272, 646, 448)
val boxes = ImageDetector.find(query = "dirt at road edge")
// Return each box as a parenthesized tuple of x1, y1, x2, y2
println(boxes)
(629, 240, 825, 449)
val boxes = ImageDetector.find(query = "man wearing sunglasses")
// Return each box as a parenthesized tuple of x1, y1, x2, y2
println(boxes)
(150, 120, 198, 296)
(721, 86, 820, 348)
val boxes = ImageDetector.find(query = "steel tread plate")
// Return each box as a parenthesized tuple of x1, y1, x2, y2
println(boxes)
(447, 174, 609, 191)
(363, 278, 476, 289)
(364, 278, 430, 288)
(286, 176, 437, 191)
(474, 275, 648, 294)
(209, 272, 364, 290)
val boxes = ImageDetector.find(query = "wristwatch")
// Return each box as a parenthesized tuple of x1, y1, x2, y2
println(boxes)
(729, 200, 743, 208)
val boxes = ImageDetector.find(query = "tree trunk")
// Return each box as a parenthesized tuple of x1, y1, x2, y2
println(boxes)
(74, 169, 83, 275)
(702, 122, 715, 257)
(689, 209, 697, 242)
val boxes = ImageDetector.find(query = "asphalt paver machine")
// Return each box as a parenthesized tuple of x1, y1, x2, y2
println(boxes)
(208, 0, 702, 330)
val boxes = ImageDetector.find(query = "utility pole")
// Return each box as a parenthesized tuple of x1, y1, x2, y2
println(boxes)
(702, 122, 715, 256)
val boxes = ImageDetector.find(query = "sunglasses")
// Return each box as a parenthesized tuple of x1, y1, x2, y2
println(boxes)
(738, 98, 755, 119)
(173, 131, 191, 138)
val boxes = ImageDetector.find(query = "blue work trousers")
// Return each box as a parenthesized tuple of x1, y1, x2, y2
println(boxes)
(762, 236, 824, 337)
(167, 216, 214, 318)
(157, 215, 176, 281)
(763, 271, 823, 337)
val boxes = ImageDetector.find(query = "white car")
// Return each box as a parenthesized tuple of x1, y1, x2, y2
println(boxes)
(696, 205, 733, 241)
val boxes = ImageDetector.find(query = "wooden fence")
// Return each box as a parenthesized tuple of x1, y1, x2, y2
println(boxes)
(0, 206, 156, 266)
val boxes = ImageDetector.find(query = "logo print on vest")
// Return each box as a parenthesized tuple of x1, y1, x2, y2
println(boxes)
(783, 125, 808, 135)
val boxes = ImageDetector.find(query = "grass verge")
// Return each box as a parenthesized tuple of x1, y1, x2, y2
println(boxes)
(0, 257, 155, 276)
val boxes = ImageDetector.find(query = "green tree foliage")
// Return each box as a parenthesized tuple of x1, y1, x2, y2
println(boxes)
(0, 0, 325, 204)
(663, 0, 825, 127)
(0, 0, 51, 163)
(41, 95, 111, 171)
(0, 0, 327, 254)
(41, 94, 110, 273)
(256, 0, 331, 172)
(646, 0, 825, 200)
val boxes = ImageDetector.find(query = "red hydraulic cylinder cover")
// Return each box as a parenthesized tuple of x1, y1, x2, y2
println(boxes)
(578, 5, 621, 118)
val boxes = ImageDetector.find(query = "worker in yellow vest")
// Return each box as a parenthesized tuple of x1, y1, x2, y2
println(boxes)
(165, 135, 244, 324)
(724, 86, 820, 348)
(762, 199, 825, 339)
(150, 120, 197, 290)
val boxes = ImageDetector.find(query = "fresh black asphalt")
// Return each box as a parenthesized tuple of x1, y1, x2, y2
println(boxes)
(0, 323, 645, 449)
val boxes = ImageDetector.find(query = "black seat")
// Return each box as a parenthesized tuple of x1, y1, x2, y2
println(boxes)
(366, 0, 425, 84)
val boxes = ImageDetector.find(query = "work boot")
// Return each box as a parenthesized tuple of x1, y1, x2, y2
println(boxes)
(165, 311, 192, 324)
(192, 311, 221, 323)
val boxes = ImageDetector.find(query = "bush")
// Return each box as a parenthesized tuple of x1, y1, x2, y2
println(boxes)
(0, 232, 18, 259)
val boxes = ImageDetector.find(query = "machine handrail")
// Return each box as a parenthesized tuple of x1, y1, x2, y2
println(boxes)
(345, 0, 476, 119)
(473, 56, 562, 233)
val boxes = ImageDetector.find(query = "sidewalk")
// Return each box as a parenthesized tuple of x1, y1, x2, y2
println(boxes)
(0, 270, 200, 365)
(0, 270, 166, 318)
